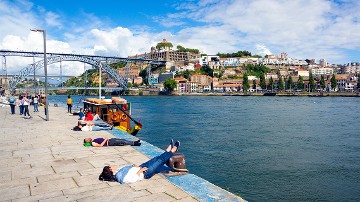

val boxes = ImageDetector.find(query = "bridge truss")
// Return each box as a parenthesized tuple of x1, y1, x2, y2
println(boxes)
(0, 50, 166, 91)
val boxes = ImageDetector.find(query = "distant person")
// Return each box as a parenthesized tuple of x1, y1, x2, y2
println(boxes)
(99, 140, 180, 183)
(33, 95, 39, 112)
(78, 108, 85, 120)
(84, 110, 94, 121)
(83, 137, 141, 147)
(8, 95, 16, 114)
(67, 95, 72, 113)
(22, 94, 32, 119)
(18, 95, 24, 115)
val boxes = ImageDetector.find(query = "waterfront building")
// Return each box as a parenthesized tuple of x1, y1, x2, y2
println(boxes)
(140, 39, 200, 62)
(171, 64, 195, 73)
(311, 67, 334, 76)
(174, 77, 187, 93)
(118, 66, 140, 80)
(133, 76, 143, 85)
(266, 73, 278, 79)
(158, 72, 175, 83)
(343, 62, 360, 74)
(190, 74, 212, 85)
(223, 69, 237, 76)
(295, 69, 310, 77)
(319, 59, 328, 67)
(148, 74, 158, 85)
(201, 55, 220, 66)
(186, 81, 198, 93)
(336, 74, 358, 92)
(220, 58, 239, 66)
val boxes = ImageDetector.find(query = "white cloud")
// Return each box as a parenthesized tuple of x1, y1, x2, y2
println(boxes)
(173, 0, 360, 62)
(256, 44, 272, 56)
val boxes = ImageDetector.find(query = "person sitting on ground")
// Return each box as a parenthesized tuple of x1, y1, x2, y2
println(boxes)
(84, 110, 93, 121)
(73, 122, 113, 131)
(99, 139, 180, 183)
(83, 137, 141, 147)
(78, 108, 85, 120)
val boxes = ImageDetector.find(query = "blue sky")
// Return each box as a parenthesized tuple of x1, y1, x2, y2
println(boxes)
(1, 0, 360, 75)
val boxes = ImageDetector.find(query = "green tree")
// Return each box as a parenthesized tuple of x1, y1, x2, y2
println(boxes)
(156, 41, 173, 50)
(252, 79, 256, 90)
(286, 76, 293, 91)
(183, 70, 191, 79)
(163, 78, 177, 92)
(320, 75, 326, 89)
(260, 74, 266, 90)
(278, 76, 284, 91)
(242, 73, 250, 92)
(331, 74, 337, 90)
(139, 69, 148, 85)
(357, 74, 360, 91)
(309, 73, 315, 92)
(297, 75, 304, 91)
(269, 77, 274, 90)
(200, 65, 214, 77)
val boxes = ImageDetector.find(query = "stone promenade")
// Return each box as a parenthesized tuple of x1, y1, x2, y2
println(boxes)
(0, 105, 199, 201)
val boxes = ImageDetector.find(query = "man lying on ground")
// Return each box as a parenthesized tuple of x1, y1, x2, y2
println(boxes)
(73, 122, 113, 131)
(99, 139, 180, 184)
(83, 137, 141, 147)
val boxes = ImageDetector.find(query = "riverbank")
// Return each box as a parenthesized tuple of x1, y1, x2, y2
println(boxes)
(0, 105, 244, 201)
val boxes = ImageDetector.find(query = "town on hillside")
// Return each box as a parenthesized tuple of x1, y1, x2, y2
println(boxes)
(120, 39, 360, 95)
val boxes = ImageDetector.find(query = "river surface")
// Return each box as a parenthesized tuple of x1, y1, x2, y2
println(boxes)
(49, 95, 360, 201)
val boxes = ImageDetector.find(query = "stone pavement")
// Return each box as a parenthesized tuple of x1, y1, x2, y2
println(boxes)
(0, 105, 199, 202)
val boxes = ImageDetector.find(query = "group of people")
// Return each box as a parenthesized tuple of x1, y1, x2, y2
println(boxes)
(66, 97, 187, 184)
(72, 109, 186, 183)
(8, 93, 43, 118)
(72, 108, 115, 131)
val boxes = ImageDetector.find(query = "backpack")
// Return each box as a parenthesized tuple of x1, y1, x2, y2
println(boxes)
(9, 97, 15, 103)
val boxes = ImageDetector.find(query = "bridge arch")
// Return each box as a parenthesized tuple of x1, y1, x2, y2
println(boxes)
(9, 55, 128, 90)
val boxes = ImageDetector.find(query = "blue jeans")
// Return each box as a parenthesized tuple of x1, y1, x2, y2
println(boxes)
(140, 151, 173, 179)
(33, 103, 39, 112)
(108, 138, 134, 146)
(92, 121, 110, 127)
(91, 125, 111, 131)
(10, 104, 15, 114)
(19, 105, 24, 115)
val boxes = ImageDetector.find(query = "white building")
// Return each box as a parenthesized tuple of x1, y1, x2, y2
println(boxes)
(311, 68, 334, 76)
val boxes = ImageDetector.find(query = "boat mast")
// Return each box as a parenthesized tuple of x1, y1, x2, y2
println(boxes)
(99, 62, 102, 99)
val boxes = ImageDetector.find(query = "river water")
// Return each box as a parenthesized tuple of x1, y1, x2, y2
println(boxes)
(49, 95, 360, 201)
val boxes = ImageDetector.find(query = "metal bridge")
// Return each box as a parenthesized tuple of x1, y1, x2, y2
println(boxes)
(17, 86, 125, 92)
(0, 50, 165, 91)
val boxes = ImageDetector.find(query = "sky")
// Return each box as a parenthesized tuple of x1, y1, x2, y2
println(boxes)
(1, 0, 360, 75)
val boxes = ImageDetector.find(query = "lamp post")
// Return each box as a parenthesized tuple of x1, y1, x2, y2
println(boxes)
(31, 29, 49, 121)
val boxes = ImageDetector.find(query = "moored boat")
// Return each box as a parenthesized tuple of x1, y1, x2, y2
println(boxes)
(263, 92, 277, 96)
(83, 97, 141, 135)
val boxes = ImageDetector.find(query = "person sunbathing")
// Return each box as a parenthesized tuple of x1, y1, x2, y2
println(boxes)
(73, 122, 113, 131)
(83, 137, 141, 147)
(99, 140, 180, 183)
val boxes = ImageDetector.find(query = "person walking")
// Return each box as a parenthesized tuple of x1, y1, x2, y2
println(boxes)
(67, 95, 72, 114)
(23, 95, 32, 118)
(18, 95, 24, 115)
(8, 95, 16, 114)
(33, 95, 39, 112)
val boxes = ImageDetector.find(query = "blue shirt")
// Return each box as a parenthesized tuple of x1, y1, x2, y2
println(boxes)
(78, 111, 85, 120)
